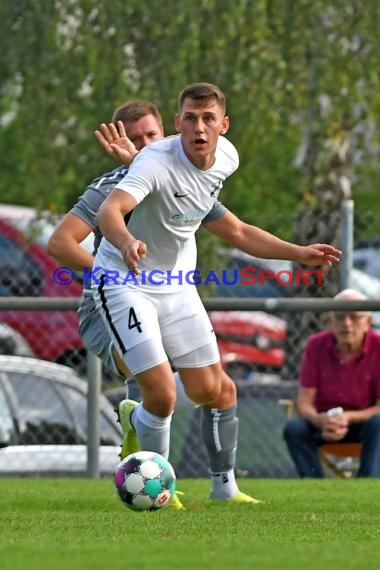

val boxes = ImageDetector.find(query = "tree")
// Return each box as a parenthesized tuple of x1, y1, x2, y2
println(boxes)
(0, 0, 379, 259)
(281, 0, 380, 377)
(0, 0, 303, 286)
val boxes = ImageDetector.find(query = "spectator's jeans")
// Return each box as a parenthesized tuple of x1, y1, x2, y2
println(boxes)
(283, 413, 380, 478)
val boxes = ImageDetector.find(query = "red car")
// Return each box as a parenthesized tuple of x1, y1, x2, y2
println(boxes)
(0, 218, 86, 374)
(210, 310, 286, 381)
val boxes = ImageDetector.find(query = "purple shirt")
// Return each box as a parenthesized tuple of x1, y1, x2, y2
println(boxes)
(300, 329, 380, 412)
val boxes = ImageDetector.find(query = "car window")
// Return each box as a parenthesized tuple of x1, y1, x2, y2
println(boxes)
(4, 371, 79, 444)
(0, 235, 44, 296)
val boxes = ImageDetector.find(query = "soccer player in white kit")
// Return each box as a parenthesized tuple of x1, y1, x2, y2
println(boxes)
(92, 82, 341, 504)
(48, 99, 244, 509)
(49, 100, 209, 407)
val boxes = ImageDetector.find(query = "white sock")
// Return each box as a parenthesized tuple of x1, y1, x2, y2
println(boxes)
(132, 404, 172, 459)
(210, 468, 239, 499)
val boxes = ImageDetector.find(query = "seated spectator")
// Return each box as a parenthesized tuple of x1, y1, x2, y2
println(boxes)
(283, 288, 380, 478)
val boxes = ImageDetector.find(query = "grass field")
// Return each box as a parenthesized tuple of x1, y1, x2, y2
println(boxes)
(1, 478, 380, 570)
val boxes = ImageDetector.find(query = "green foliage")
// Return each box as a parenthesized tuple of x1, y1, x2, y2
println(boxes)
(0, 0, 379, 240)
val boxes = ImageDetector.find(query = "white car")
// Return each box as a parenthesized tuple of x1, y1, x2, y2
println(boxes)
(0, 356, 122, 476)
(0, 444, 120, 477)
(353, 246, 380, 280)
(0, 322, 34, 357)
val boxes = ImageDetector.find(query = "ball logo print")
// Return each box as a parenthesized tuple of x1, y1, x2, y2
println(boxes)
(114, 451, 176, 511)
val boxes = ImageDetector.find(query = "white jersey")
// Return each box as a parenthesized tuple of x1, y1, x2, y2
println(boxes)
(93, 134, 239, 293)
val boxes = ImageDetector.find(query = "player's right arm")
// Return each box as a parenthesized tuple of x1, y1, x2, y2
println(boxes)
(48, 213, 94, 270)
(96, 189, 146, 274)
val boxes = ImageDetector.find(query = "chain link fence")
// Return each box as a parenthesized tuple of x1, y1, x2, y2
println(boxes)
(1, 297, 380, 479)
(0, 206, 380, 477)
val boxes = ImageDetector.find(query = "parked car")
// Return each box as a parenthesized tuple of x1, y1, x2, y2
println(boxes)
(0, 203, 61, 248)
(0, 444, 120, 476)
(210, 310, 286, 380)
(350, 268, 380, 329)
(353, 246, 380, 280)
(0, 203, 94, 276)
(0, 356, 121, 476)
(0, 217, 86, 374)
(213, 248, 295, 299)
(0, 322, 35, 357)
(208, 249, 290, 380)
(352, 240, 380, 322)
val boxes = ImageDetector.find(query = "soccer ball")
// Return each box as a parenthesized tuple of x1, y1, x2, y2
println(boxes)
(114, 451, 176, 511)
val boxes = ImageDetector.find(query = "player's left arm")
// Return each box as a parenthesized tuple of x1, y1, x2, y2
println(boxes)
(204, 210, 341, 267)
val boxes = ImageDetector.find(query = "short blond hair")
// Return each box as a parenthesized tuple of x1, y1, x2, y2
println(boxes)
(112, 100, 163, 127)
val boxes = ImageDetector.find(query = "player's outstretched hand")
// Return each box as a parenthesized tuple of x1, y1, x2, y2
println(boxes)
(95, 120, 138, 166)
(297, 244, 342, 267)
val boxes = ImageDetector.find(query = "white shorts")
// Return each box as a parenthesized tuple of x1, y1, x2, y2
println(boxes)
(92, 283, 220, 375)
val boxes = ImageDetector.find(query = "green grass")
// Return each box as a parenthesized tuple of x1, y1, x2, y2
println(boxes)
(1, 478, 380, 570)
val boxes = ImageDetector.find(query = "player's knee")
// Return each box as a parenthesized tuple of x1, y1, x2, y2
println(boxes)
(140, 377, 176, 417)
(203, 372, 236, 408)
(143, 391, 175, 417)
(186, 381, 221, 405)
(151, 402, 174, 417)
(221, 372, 237, 400)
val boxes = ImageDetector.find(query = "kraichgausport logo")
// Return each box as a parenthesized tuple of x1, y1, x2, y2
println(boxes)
(52, 266, 328, 287)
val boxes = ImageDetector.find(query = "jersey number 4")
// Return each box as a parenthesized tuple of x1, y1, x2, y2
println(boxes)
(128, 307, 142, 333)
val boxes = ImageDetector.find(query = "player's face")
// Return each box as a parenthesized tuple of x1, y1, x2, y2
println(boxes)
(175, 97, 229, 170)
(125, 114, 164, 151)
